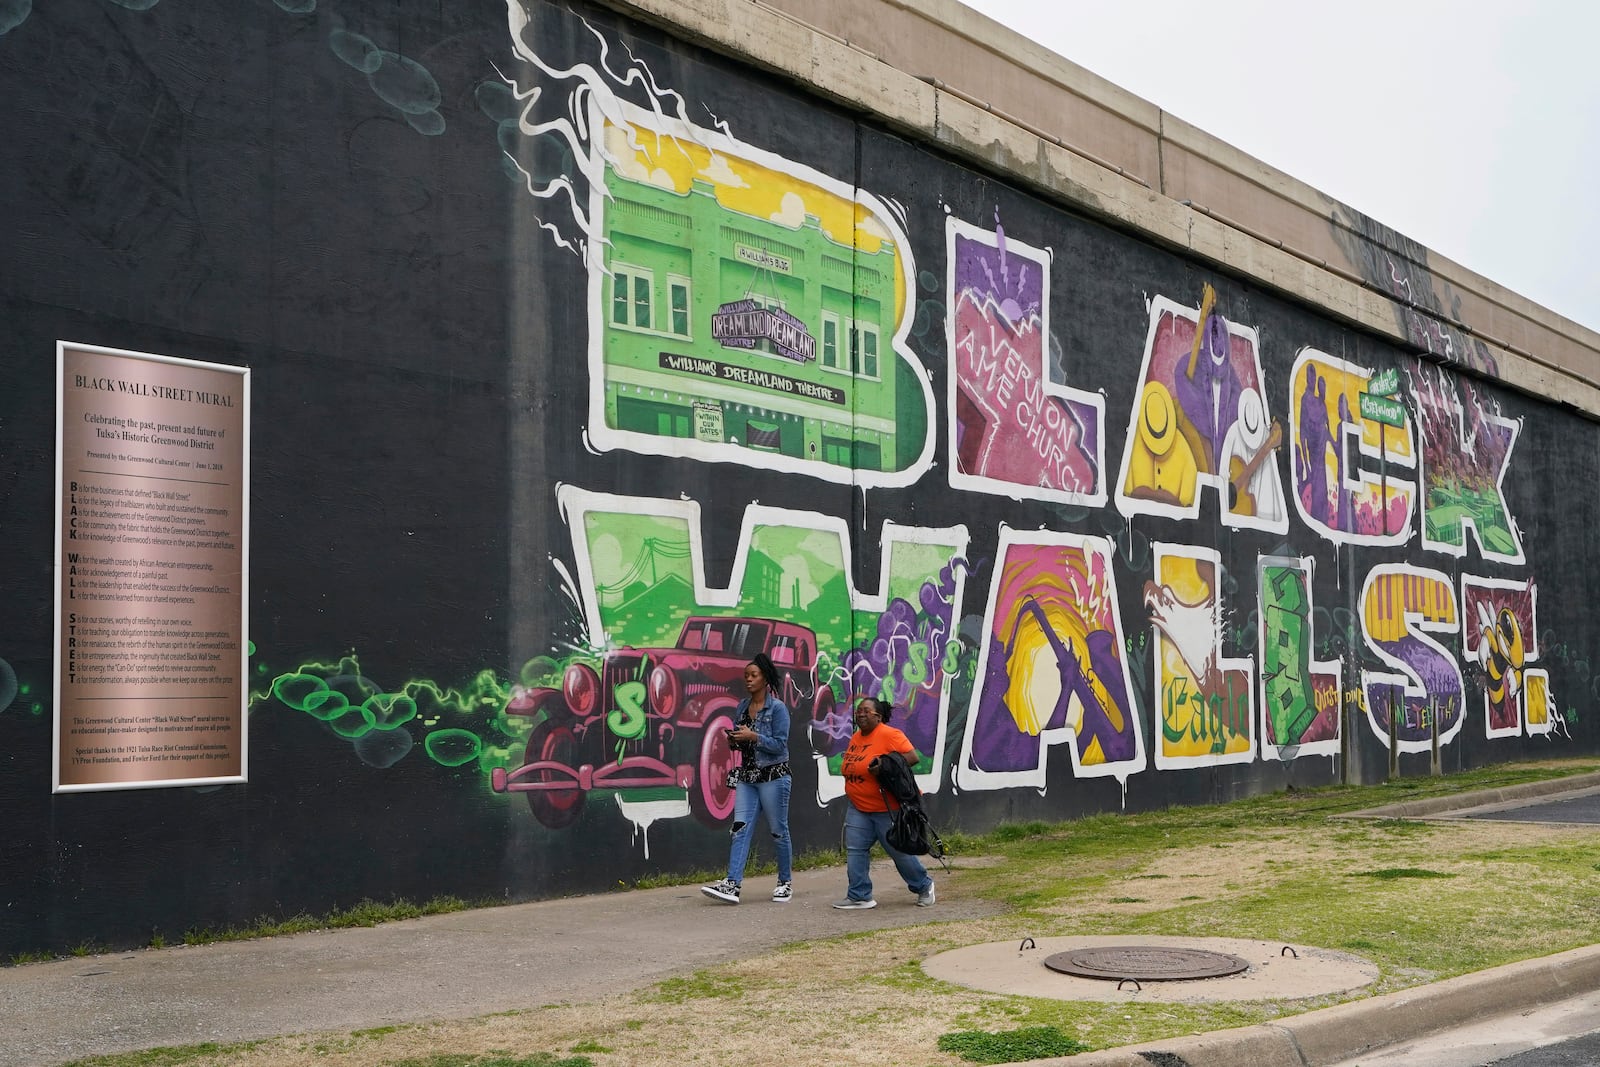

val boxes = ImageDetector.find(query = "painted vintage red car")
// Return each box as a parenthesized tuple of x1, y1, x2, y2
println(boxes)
(490, 616, 833, 828)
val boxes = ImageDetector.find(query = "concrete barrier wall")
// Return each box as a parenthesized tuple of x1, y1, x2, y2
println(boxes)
(0, 0, 1594, 956)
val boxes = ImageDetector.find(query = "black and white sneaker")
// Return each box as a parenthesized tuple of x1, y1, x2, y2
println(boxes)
(772, 881, 793, 903)
(700, 879, 741, 904)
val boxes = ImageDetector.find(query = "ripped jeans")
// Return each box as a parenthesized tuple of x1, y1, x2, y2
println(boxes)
(726, 774, 792, 885)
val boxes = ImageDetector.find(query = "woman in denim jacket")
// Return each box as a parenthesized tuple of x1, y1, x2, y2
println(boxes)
(701, 652, 793, 904)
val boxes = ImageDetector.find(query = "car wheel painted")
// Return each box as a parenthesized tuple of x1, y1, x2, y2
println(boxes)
(812, 683, 838, 747)
(689, 713, 736, 826)
(524, 718, 584, 829)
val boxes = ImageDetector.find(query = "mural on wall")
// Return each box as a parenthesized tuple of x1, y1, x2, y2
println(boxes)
(1116, 286, 1287, 532)
(1411, 363, 1524, 563)
(1360, 565, 1464, 752)
(945, 214, 1103, 505)
(489, 486, 969, 825)
(31, 1, 1562, 805)
(1461, 576, 1551, 739)
(1289, 349, 1415, 545)
(809, 554, 971, 799)
(488, 0, 1564, 795)
(498, 2, 933, 486)
(1148, 543, 1255, 768)
(264, 654, 519, 774)
(957, 529, 1144, 791)
(1258, 555, 1341, 759)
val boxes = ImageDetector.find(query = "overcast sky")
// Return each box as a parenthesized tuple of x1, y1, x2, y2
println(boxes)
(959, 0, 1600, 334)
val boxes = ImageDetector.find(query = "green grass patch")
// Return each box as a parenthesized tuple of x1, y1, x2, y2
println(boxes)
(61, 1041, 266, 1067)
(174, 895, 479, 947)
(645, 969, 746, 1003)
(1350, 868, 1456, 880)
(937, 1026, 1089, 1063)
(989, 820, 1057, 842)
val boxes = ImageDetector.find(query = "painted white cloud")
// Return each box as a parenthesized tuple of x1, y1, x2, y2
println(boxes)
(603, 126, 675, 190)
(856, 215, 891, 244)
(770, 191, 807, 228)
(700, 152, 749, 189)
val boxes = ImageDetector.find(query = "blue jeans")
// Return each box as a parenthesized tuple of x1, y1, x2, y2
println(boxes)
(726, 775, 792, 884)
(844, 805, 932, 901)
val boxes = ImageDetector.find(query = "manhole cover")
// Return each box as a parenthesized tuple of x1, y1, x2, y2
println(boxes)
(1044, 946, 1250, 981)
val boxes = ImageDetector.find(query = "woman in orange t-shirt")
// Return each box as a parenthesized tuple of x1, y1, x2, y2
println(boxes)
(831, 697, 935, 910)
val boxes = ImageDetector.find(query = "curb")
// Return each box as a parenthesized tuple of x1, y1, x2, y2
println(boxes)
(1005, 944, 1600, 1067)
(1333, 770, 1600, 820)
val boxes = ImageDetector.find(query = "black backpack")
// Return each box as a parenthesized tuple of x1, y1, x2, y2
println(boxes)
(873, 752, 949, 868)
(887, 802, 948, 866)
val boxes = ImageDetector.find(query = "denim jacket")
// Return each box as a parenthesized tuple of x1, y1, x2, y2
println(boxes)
(735, 694, 791, 767)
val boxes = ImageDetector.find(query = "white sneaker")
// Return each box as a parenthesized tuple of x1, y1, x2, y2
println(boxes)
(831, 897, 877, 909)
(700, 879, 741, 904)
(916, 882, 936, 907)
(772, 881, 793, 903)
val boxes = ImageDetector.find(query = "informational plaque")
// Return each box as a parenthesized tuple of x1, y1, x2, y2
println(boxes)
(54, 342, 250, 792)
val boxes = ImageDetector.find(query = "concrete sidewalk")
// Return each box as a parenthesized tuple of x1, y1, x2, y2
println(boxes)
(6, 772, 1600, 1067)
(0, 863, 998, 1067)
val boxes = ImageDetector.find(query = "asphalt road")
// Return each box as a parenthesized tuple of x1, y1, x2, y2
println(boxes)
(1462, 791, 1600, 824)
(1492, 1032, 1600, 1067)
(1325, 990, 1600, 1067)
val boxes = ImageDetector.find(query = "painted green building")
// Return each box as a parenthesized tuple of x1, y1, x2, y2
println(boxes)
(598, 169, 909, 473)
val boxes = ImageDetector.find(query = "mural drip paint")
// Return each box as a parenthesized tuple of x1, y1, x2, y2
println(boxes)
(957, 530, 1144, 791)
(1360, 566, 1464, 751)
(614, 792, 689, 859)
(1149, 544, 1255, 768)
(1258, 556, 1341, 759)
(1410, 364, 1524, 563)
(1116, 287, 1287, 532)
(489, 486, 968, 820)
(500, 2, 934, 486)
(945, 214, 1103, 504)
(1289, 350, 1416, 544)
(1460, 576, 1548, 739)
